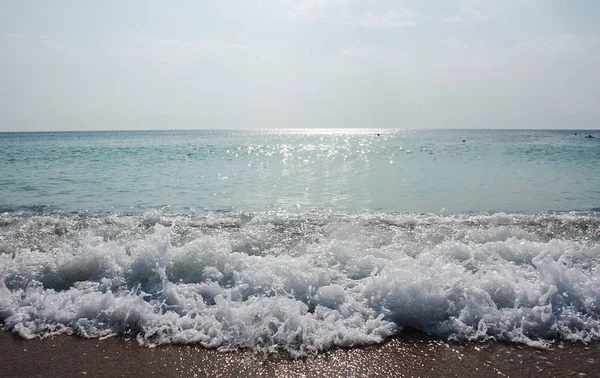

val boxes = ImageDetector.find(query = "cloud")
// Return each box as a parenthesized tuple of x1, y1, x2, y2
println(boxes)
(446, 4, 492, 23)
(353, 10, 418, 29)
(470, 9, 491, 22)
(287, 0, 417, 29)
(288, 0, 349, 21)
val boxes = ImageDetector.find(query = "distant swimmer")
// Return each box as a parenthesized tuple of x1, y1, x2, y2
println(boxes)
(585, 135, 595, 138)
(574, 133, 577, 135)
(462, 140, 466, 142)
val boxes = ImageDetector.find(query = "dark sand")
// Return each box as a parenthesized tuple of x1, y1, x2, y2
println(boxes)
(1, 331, 599, 377)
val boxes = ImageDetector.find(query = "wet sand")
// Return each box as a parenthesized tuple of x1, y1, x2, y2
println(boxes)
(0, 331, 599, 377)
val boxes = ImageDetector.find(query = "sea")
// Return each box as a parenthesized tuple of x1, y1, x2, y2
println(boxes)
(0, 129, 599, 356)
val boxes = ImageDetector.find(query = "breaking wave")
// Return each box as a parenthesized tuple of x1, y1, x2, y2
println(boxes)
(1, 210, 600, 355)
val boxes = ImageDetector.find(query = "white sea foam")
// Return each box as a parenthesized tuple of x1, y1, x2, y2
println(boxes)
(0, 210, 599, 355)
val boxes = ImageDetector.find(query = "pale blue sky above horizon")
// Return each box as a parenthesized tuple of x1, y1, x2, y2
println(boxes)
(1, 0, 599, 131)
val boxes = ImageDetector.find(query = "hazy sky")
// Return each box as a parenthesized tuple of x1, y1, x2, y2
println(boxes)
(1, 1, 599, 131)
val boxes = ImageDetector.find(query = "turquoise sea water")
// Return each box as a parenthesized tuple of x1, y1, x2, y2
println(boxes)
(1, 129, 600, 355)
(1, 129, 598, 214)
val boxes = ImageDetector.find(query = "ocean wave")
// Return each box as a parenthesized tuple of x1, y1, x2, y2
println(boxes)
(1, 210, 599, 355)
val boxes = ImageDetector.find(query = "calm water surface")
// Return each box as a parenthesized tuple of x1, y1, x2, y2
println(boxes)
(1, 129, 598, 214)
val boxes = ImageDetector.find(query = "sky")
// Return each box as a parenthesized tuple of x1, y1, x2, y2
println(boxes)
(1, 0, 599, 131)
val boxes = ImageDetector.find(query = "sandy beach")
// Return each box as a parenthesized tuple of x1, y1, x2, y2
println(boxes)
(0, 330, 598, 377)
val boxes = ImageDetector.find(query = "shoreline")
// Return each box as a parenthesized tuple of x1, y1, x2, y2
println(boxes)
(1, 331, 598, 377)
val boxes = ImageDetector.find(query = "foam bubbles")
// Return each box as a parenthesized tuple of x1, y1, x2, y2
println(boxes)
(0, 211, 599, 354)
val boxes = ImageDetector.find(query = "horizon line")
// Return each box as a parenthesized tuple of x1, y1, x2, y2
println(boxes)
(1, 127, 599, 133)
